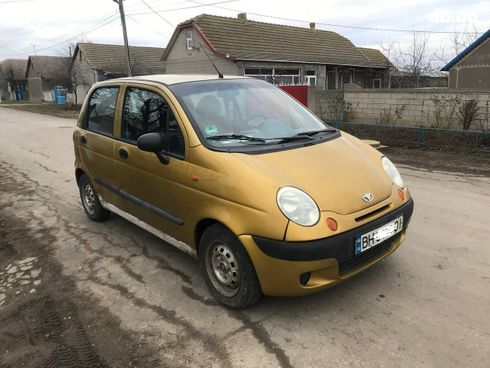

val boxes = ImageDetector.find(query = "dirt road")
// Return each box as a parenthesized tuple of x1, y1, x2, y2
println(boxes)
(0, 107, 489, 367)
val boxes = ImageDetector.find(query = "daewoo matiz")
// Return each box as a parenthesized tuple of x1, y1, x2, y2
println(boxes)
(73, 75, 414, 308)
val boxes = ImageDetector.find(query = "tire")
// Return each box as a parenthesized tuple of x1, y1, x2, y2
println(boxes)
(78, 174, 110, 222)
(199, 224, 262, 309)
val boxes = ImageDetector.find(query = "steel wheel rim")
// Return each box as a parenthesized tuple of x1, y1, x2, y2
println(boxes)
(205, 241, 240, 297)
(82, 183, 96, 215)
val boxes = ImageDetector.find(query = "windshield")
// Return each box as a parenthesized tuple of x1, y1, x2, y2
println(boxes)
(169, 79, 329, 148)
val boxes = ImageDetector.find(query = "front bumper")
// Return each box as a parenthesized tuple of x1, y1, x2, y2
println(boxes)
(240, 198, 414, 296)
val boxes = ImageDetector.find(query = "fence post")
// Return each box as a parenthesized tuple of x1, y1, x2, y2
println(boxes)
(417, 128, 425, 147)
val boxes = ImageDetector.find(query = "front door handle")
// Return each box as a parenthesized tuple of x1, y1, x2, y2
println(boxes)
(80, 135, 87, 144)
(118, 147, 129, 160)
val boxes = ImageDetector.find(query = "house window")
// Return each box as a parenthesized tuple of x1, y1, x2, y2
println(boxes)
(185, 30, 193, 51)
(305, 70, 316, 86)
(244, 68, 300, 85)
(244, 68, 273, 83)
(274, 69, 300, 85)
(327, 70, 337, 90)
(373, 79, 381, 88)
(342, 71, 352, 86)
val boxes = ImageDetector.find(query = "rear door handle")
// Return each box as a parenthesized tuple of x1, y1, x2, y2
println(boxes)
(118, 147, 129, 160)
(80, 135, 87, 144)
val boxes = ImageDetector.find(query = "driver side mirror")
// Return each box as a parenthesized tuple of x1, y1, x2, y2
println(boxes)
(137, 133, 169, 165)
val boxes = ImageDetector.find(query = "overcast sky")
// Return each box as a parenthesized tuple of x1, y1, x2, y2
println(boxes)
(0, 0, 488, 67)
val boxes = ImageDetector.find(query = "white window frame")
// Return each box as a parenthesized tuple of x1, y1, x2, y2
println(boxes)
(185, 30, 193, 51)
(372, 78, 382, 88)
(305, 69, 317, 86)
(244, 68, 300, 85)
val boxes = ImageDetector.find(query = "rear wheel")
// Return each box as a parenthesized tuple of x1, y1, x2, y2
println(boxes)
(78, 174, 110, 222)
(199, 224, 261, 309)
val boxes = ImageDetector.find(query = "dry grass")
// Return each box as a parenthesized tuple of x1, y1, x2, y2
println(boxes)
(0, 102, 80, 119)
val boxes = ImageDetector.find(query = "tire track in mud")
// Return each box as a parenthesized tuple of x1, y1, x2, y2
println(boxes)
(1, 161, 231, 365)
(0, 186, 152, 367)
(88, 276, 233, 367)
(181, 286, 293, 368)
(1, 160, 293, 368)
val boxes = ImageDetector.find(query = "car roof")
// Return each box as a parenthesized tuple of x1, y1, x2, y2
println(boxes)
(114, 74, 250, 85)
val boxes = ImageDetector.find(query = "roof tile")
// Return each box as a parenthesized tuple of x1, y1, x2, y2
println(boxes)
(188, 14, 385, 68)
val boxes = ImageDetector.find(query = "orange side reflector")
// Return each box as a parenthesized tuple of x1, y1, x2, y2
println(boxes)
(397, 189, 405, 201)
(326, 217, 338, 231)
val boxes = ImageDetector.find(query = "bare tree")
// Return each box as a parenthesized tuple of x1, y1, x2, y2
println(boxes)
(4, 67, 17, 100)
(63, 41, 89, 105)
(398, 32, 433, 88)
(450, 24, 480, 55)
(69, 62, 85, 105)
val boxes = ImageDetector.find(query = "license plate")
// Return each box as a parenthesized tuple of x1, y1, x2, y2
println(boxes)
(355, 216, 403, 255)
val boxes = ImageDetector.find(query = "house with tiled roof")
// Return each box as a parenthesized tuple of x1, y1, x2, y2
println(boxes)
(162, 13, 392, 89)
(26, 55, 71, 102)
(70, 43, 166, 102)
(441, 29, 490, 90)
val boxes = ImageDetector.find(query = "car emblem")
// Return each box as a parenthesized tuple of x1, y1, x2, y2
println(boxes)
(362, 192, 374, 203)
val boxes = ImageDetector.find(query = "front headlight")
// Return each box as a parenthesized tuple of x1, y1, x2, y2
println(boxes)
(276, 186, 320, 227)
(382, 157, 404, 188)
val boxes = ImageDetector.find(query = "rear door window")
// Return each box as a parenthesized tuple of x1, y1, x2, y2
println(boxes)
(85, 87, 119, 137)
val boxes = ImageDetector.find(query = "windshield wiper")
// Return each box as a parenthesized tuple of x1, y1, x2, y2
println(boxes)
(295, 128, 338, 136)
(206, 134, 267, 143)
(269, 128, 339, 144)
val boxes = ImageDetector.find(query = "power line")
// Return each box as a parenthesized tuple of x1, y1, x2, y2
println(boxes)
(126, 0, 238, 16)
(138, 0, 174, 27)
(185, 0, 484, 35)
(126, 15, 169, 38)
(2, 13, 120, 57)
(0, 0, 36, 3)
(124, 0, 191, 13)
(12, 11, 119, 53)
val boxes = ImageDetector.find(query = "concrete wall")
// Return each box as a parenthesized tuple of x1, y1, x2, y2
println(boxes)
(313, 88, 490, 130)
(27, 77, 43, 102)
(164, 27, 241, 75)
(448, 37, 490, 90)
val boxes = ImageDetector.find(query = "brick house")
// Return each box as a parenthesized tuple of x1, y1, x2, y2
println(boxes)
(162, 13, 391, 90)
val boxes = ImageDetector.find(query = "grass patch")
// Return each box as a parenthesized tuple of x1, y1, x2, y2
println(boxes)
(0, 102, 80, 119)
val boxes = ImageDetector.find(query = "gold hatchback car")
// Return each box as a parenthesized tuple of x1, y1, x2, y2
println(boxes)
(73, 75, 413, 308)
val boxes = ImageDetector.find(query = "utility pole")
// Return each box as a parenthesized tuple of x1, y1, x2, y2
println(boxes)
(113, 0, 132, 77)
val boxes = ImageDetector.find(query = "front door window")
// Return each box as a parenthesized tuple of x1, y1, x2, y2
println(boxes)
(122, 87, 185, 157)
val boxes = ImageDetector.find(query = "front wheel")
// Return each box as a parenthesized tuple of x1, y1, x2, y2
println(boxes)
(78, 174, 110, 222)
(199, 224, 262, 309)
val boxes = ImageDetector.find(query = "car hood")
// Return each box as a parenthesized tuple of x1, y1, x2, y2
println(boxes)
(232, 133, 393, 215)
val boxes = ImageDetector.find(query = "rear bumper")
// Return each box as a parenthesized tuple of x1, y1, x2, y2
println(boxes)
(240, 198, 414, 296)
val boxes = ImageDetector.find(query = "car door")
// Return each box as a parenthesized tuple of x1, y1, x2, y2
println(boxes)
(113, 85, 191, 242)
(75, 85, 121, 206)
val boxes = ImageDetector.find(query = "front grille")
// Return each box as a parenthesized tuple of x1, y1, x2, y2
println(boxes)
(338, 236, 397, 275)
(355, 204, 391, 223)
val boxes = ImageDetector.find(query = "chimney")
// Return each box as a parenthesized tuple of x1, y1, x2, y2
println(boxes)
(238, 13, 247, 21)
(309, 22, 316, 31)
